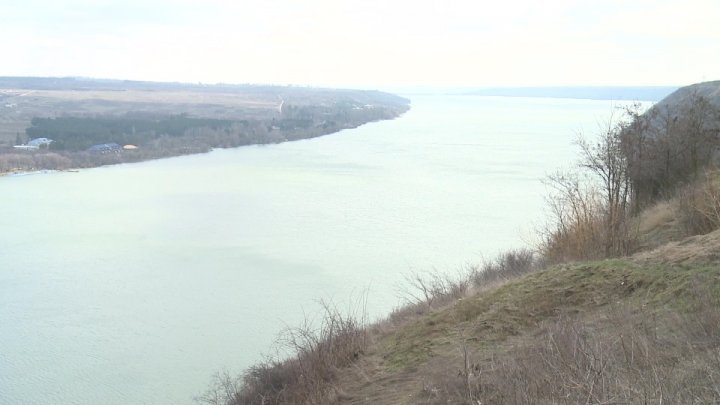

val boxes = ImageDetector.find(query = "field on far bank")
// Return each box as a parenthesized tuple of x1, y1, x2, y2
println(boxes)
(0, 88, 279, 146)
(0, 77, 410, 171)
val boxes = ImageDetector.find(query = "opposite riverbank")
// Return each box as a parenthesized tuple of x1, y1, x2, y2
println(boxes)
(0, 77, 410, 174)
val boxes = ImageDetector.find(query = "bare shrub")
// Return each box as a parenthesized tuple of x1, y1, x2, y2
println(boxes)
(389, 250, 543, 332)
(539, 107, 647, 264)
(398, 271, 470, 310)
(539, 149, 639, 263)
(539, 172, 614, 263)
(196, 370, 243, 405)
(470, 248, 539, 287)
(33, 153, 73, 170)
(0, 153, 34, 172)
(396, 249, 542, 317)
(214, 298, 368, 405)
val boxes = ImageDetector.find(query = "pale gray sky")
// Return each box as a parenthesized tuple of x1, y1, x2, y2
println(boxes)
(1, 0, 718, 88)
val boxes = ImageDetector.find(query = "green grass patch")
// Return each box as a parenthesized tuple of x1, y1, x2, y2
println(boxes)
(381, 259, 720, 370)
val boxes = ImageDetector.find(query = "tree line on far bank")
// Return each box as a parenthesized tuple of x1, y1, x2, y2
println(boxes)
(26, 115, 235, 151)
(1, 100, 408, 173)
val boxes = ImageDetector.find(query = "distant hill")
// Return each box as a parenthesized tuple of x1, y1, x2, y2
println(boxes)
(649, 80, 720, 111)
(0, 76, 307, 92)
(0, 76, 409, 106)
(466, 86, 678, 101)
(621, 80, 720, 207)
(639, 80, 720, 137)
(0, 76, 288, 93)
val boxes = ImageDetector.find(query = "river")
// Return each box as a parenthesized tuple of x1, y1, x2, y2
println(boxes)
(1, 95, 632, 404)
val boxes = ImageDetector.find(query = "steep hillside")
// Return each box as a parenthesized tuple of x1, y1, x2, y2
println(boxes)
(621, 81, 720, 209)
(652, 80, 720, 110)
(330, 232, 720, 404)
(215, 232, 720, 404)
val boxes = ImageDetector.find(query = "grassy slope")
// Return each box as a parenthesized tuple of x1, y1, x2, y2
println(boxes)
(333, 230, 720, 404)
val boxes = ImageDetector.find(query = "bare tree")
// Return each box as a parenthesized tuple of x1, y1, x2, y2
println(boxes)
(622, 92, 720, 208)
(576, 109, 634, 257)
(541, 107, 639, 263)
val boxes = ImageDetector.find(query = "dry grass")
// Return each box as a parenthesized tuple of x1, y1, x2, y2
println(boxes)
(338, 255, 720, 405)
(196, 299, 368, 405)
(431, 281, 720, 404)
(538, 172, 639, 265)
(629, 169, 720, 252)
(389, 250, 541, 328)
(637, 200, 675, 234)
(634, 200, 683, 250)
(675, 169, 720, 236)
(633, 227, 720, 265)
(470, 249, 539, 287)
(397, 270, 471, 311)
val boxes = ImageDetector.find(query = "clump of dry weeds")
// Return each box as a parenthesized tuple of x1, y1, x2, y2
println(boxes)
(197, 299, 367, 405)
(675, 169, 720, 236)
(390, 249, 541, 324)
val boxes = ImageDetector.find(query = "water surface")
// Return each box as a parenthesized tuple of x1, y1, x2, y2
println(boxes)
(1, 95, 628, 404)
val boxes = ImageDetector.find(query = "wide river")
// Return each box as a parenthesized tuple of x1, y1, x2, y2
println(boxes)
(1, 95, 633, 404)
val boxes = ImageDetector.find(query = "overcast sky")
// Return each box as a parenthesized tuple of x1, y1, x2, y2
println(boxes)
(1, 0, 718, 89)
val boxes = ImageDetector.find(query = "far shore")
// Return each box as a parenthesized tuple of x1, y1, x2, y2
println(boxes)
(0, 109, 410, 177)
(0, 77, 411, 176)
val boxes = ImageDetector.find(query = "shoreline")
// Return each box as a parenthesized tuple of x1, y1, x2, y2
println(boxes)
(0, 108, 410, 177)
(0, 78, 411, 176)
